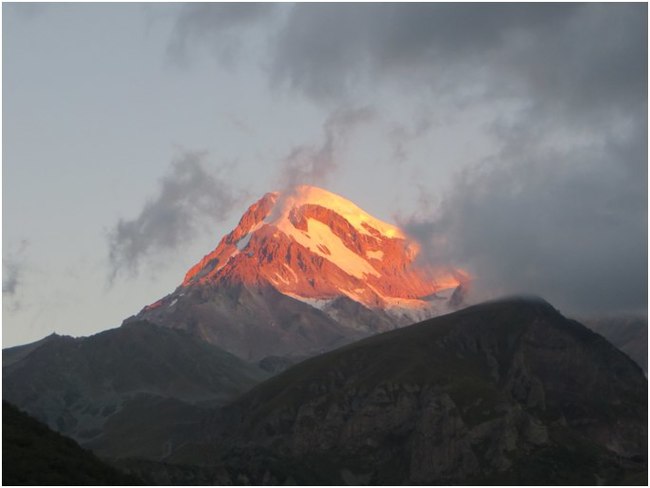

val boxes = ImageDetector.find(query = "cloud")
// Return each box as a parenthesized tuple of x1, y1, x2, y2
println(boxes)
(168, 4, 645, 121)
(167, 3, 277, 67)
(3, 261, 20, 296)
(107, 152, 242, 281)
(401, 116, 648, 314)
(277, 106, 375, 190)
(387, 114, 433, 163)
(3, 240, 29, 313)
(270, 4, 646, 116)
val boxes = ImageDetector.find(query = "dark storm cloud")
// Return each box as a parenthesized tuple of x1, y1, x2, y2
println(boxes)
(278, 106, 375, 190)
(401, 116, 648, 314)
(167, 3, 277, 67)
(271, 3, 646, 116)
(107, 152, 241, 281)
(168, 3, 646, 116)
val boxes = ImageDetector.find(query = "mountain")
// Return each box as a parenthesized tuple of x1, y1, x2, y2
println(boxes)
(135, 185, 468, 360)
(5, 297, 646, 484)
(3, 333, 62, 368)
(3, 401, 140, 485)
(581, 314, 647, 373)
(191, 298, 647, 485)
(2, 320, 268, 460)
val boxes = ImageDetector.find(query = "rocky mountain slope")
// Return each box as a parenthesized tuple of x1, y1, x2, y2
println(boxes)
(5, 297, 646, 485)
(581, 314, 647, 373)
(3, 333, 61, 368)
(187, 297, 647, 485)
(2, 321, 268, 460)
(3, 401, 141, 485)
(135, 185, 468, 360)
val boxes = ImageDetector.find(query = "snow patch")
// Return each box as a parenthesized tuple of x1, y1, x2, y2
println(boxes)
(366, 250, 384, 260)
(283, 264, 298, 282)
(283, 292, 333, 310)
(364, 284, 442, 322)
(341, 288, 365, 303)
(269, 186, 404, 239)
(273, 272, 290, 285)
(276, 217, 380, 279)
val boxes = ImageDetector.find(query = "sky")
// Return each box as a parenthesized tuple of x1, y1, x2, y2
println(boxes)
(3, 3, 647, 347)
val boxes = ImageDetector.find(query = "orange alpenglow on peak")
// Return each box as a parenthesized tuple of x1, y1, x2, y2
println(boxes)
(182, 185, 469, 310)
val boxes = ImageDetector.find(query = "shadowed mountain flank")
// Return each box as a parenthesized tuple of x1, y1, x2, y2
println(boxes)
(197, 298, 647, 485)
(3, 321, 268, 459)
(3, 401, 141, 485)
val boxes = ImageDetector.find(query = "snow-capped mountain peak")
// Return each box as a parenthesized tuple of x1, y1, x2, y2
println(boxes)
(180, 185, 466, 310)
(137, 185, 469, 360)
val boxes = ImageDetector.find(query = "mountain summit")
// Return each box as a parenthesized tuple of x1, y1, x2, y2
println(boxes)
(182, 185, 464, 310)
(136, 186, 467, 360)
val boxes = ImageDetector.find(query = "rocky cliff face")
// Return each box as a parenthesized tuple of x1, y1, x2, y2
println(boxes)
(135, 186, 468, 361)
(195, 298, 647, 485)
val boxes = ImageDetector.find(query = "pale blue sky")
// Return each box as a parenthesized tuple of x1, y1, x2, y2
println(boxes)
(4, 3, 646, 346)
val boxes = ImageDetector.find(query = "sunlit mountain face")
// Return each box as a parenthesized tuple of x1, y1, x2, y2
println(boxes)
(176, 185, 466, 310)
(137, 186, 469, 360)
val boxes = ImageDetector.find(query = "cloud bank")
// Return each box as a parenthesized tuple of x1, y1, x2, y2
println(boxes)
(402, 119, 647, 314)
(270, 4, 646, 115)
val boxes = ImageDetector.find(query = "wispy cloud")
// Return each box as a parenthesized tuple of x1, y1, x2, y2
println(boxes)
(167, 3, 277, 68)
(3, 240, 29, 312)
(277, 106, 375, 190)
(3, 261, 21, 296)
(387, 114, 433, 164)
(107, 152, 243, 281)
